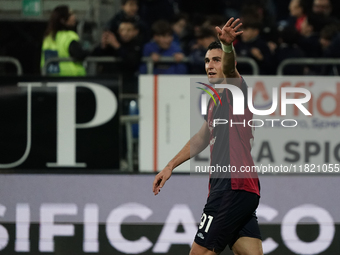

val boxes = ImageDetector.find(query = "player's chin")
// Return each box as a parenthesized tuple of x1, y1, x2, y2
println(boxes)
(208, 77, 224, 84)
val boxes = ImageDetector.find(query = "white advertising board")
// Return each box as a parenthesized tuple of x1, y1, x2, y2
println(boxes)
(139, 75, 340, 172)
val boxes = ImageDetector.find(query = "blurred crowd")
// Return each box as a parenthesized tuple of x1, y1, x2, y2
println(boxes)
(41, 0, 340, 81)
(36, 0, 340, 163)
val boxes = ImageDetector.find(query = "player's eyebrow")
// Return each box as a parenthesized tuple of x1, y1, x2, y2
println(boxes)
(205, 56, 221, 63)
(212, 56, 221, 61)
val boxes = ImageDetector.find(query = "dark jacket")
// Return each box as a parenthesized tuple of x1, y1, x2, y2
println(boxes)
(92, 37, 142, 75)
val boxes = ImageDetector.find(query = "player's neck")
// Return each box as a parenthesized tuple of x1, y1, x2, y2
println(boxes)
(215, 78, 227, 93)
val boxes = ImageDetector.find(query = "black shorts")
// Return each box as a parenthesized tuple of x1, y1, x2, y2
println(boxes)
(194, 190, 261, 253)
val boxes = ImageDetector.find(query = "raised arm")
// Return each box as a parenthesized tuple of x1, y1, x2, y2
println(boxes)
(215, 18, 243, 79)
(152, 121, 210, 195)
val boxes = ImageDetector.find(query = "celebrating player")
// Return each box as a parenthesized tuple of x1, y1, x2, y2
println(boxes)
(152, 18, 263, 255)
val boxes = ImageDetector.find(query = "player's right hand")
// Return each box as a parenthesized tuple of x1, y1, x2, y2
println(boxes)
(215, 17, 243, 45)
(152, 166, 172, 195)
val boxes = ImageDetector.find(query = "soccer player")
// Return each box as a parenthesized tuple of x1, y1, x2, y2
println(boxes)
(152, 18, 263, 255)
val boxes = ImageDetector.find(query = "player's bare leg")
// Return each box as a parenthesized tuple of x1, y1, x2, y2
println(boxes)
(189, 241, 219, 255)
(232, 237, 263, 255)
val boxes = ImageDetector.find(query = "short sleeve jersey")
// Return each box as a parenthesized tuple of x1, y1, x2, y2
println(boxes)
(204, 77, 260, 196)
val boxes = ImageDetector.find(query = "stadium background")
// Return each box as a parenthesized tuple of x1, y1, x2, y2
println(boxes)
(0, 0, 340, 254)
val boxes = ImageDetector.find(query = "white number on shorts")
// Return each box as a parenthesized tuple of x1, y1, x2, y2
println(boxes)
(199, 213, 214, 233)
(205, 215, 214, 232)
(199, 213, 207, 229)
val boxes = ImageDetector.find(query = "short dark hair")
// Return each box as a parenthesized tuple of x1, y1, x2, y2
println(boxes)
(207, 41, 222, 51)
(152, 20, 173, 36)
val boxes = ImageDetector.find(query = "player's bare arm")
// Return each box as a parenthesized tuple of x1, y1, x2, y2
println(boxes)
(152, 121, 210, 195)
(215, 18, 243, 79)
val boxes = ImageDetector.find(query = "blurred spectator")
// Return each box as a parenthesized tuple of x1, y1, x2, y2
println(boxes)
(189, 27, 217, 74)
(287, 0, 312, 33)
(324, 32, 340, 58)
(93, 19, 142, 79)
(172, 14, 187, 44)
(313, 0, 332, 16)
(172, 13, 192, 54)
(296, 12, 329, 74)
(312, 0, 340, 24)
(274, 26, 304, 75)
(140, 20, 187, 74)
(106, 0, 149, 43)
(240, 0, 277, 42)
(191, 14, 208, 35)
(234, 18, 273, 74)
(320, 24, 340, 50)
(41, 5, 88, 76)
(181, 14, 207, 55)
(320, 24, 340, 74)
(298, 12, 327, 58)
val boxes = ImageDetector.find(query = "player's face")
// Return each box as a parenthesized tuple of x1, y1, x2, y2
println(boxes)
(205, 49, 224, 84)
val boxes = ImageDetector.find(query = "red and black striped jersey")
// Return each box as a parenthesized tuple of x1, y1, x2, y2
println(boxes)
(204, 77, 260, 196)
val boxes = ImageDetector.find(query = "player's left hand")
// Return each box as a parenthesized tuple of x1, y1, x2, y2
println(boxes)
(215, 17, 243, 45)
